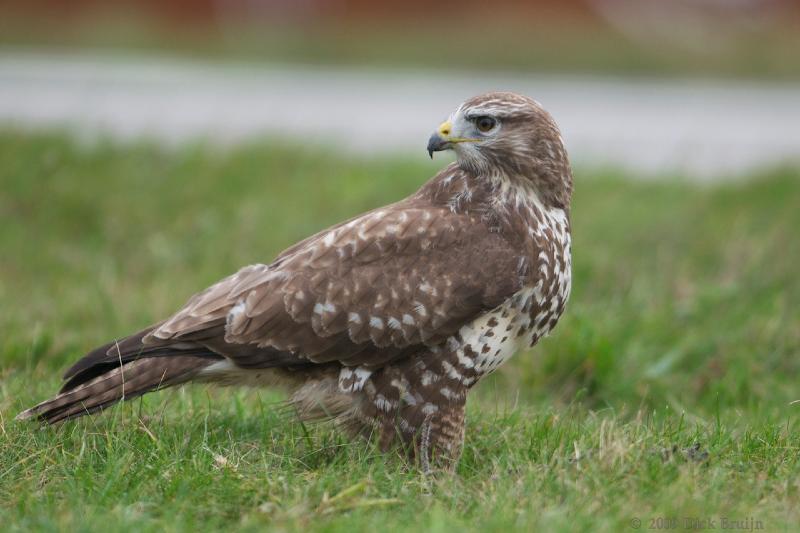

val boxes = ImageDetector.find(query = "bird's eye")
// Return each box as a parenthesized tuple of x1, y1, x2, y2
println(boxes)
(475, 116, 497, 133)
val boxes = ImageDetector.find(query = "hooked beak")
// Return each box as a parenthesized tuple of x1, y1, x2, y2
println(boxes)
(427, 120, 453, 159)
(427, 119, 482, 158)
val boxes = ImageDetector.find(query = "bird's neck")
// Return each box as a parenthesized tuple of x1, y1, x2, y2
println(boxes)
(418, 163, 570, 227)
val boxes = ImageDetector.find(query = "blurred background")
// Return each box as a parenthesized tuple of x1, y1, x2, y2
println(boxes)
(3, 0, 800, 76)
(1, 0, 800, 175)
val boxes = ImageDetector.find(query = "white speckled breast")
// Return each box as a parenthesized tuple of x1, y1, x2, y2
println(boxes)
(454, 201, 572, 380)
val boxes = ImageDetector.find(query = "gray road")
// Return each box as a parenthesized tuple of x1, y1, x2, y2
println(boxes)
(1, 50, 799, 178)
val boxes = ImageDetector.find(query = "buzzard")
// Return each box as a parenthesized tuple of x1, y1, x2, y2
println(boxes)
(19, 92, 573, 470)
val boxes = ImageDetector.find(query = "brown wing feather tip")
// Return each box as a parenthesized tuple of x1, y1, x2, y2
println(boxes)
(60, 327, 222, 395)
(18, 355, 216, 425)
(14, 409, 35, 421)
(61, 325, 160, 380)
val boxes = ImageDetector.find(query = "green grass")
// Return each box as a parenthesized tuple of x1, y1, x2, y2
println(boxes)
(1, 131, 799, 531)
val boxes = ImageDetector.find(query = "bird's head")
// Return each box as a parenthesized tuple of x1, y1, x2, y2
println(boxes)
(427, 91, 572, 208)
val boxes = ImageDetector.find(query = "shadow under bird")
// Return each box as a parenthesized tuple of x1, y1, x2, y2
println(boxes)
(19, 91, 573, 471)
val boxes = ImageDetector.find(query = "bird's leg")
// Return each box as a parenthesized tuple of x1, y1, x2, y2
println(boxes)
(416, 398, 466, 473)
(360, 355, 471, 472)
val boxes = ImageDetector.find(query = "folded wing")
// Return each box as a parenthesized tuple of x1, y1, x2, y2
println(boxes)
(138, 203, 525, 371)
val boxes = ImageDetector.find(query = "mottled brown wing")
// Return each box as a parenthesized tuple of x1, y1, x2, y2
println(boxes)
(145, 203, 525, 369)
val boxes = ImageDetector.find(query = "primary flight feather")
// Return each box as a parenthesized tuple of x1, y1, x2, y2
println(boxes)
(19, 91, 573, 470)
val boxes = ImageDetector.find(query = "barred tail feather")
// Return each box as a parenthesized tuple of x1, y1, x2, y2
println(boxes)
(16, 355, 217, 424)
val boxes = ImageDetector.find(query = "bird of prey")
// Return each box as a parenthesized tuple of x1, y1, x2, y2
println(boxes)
(19, 91, 573, 470)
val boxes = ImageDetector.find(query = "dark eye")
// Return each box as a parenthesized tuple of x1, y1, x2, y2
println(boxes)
(475, 116, 497, 133)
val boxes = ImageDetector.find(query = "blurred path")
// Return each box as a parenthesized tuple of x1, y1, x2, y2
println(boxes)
(1, 50, 799, 178)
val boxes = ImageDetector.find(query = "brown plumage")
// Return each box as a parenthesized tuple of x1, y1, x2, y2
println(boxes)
(18, 92, 573, 471)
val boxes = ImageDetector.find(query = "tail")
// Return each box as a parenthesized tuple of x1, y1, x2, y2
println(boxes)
(17, 326, 222, 424)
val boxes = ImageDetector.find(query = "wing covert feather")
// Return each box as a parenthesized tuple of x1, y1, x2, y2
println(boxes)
(147, 205, 524, 369)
